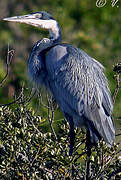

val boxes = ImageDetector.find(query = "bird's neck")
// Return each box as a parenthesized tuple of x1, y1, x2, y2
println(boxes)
(48, 22, 62, 43)
(37, 19, 62, 43)
(28, 37, 60, 88)
(34, 38, 59, 52)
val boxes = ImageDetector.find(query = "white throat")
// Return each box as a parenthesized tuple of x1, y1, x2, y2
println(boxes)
(28, 19, 61, 41)
(44, 20, 61, 41)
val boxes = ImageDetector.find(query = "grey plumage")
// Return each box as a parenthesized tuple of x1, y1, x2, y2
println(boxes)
(46, 44, 114, 144)
(3, 12, 115, 151)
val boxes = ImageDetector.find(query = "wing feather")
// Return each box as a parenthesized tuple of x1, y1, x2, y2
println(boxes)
(46, 45, 114, 144)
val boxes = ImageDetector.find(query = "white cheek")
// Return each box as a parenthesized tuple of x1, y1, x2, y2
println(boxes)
(24, 19, 58, 32)
(25, 19, 59, 40)
(40, 20, 57, 30)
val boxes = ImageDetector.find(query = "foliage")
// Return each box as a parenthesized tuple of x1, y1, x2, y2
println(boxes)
(0, 87, 121, 179)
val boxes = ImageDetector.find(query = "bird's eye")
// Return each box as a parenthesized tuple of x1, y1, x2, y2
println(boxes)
(35, 14, 42, 19)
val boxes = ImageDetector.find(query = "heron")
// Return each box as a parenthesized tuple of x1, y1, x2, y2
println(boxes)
(3, 11, 115, 156)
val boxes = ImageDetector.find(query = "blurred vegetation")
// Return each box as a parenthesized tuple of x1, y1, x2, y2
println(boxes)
(0, 0, 121, 179)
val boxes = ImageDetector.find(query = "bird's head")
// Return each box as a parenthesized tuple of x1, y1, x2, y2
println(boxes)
(3, 11, 55, 27)
(3, 11, 61, 41)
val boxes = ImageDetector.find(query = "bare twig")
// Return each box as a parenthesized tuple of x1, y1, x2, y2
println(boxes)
(0, 86, 36, 107)
(47, 93, 57, 140)
(30, 118, 41, 135)
(0, 44, 14, 87)
(74, 138, 86, 152)
(37, 91, 50, 109)
(116, 133, 121, 136)
(85, 130, 92, 180)
(112, 62, 121, 104)
(112, 74, 120, 104)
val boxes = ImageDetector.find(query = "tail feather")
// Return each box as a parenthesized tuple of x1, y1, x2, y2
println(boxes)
(85, 105, 115, 145)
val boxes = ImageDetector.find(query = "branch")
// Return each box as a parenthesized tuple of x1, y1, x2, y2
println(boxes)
(0, 44, 14, 87)
(46, 93, 57, 140)
(112, 62, 121, 104)
(0, 86, 36, 107)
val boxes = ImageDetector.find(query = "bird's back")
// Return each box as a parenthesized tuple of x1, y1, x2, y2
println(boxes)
(45, 44, 115, 145)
